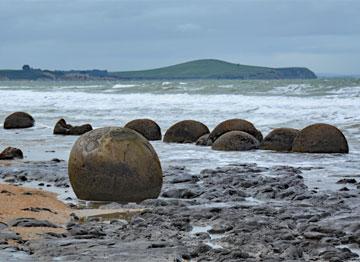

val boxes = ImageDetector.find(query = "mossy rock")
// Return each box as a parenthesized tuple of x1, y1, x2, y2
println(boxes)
(212, 131, 260, 151)
(68, 127, 163, 202)
(4, 112, 34, 129)
(260, 128, 299, 152)
(163, 120, 209, 143)
(125, 119, 161, 141)
(208, 119, 263, 143)
(292, 123, 349, 153)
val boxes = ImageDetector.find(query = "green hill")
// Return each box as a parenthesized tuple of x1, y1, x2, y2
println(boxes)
(0, 59, 317, 80)
(111, 59, 317, 80)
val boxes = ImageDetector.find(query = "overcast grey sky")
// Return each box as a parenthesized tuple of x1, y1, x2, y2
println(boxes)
(0, 0, 359, 74)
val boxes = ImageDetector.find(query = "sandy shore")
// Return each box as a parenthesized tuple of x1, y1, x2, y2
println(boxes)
(0, 183, 70, 241)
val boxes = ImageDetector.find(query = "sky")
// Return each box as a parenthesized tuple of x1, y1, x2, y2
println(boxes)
(0, 0, 359, 75)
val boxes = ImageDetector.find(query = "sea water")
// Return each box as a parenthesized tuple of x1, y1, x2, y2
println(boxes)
(0, 79, 359, 190)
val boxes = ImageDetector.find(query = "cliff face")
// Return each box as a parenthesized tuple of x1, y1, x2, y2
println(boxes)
(0, 60, 317, 80)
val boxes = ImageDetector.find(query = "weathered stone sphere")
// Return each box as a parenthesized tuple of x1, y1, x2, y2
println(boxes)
(68, 127, 163, 202)
(292, 124, 349, 153)
(4, 112, 34, 129)
(208, 119, 263, 143)
(212, 131, 260, 151)
(196, 134, 211, 146)
(54, 118, 93, 135)
(124, 119, 161, 141)
(260, 128, 300, 152)
(163, 120, 209, 143)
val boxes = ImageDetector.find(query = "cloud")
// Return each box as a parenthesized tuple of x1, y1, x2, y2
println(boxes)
(176, 23, 202, 33)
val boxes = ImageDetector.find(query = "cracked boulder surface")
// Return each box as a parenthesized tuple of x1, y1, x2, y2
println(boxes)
(2, 161, 360, 261)
(68, 127, 163, 202)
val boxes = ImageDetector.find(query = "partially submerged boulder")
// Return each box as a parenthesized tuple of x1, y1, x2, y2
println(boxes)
(53, 119, 92, 136)
(208, 119, 263, 143)
(212, 131, 260, 151)
(68, 127, 163, 202)
(124, 119, 161, 141)
(0, 147, 23, 160)
(163, 120, 209, 143)
(292, 123, 349, 153)
(196, 134, 211, 146)
(3, 112, 34, 129)
(260, 128, 300, 152)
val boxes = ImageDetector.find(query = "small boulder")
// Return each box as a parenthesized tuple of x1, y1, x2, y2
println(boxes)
(0, 147, 23, 160)
(163, 120, 209, 143)
(292, 123, 349, 153)
(212, 131, 260, 151)
(125, 119, 161, 141)
(208, 119, 263, 143)
(3, 112, 34, 129)
(53, 119, 92, 135)
(68, 127, 163, 202)
(260, 128, 300, 152)
(196, 134, 211, 146)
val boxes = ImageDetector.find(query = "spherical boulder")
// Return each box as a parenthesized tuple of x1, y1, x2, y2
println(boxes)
(68, 127, 163, 202)
(163, 120, 209, 143)
(211, 131, 260, 151)
(260, 128, 300, 152)
(4, 112, 34, 129)
(125, 119, 161, 141)
(292, 123, 349, 153)
(208, 119, 263, 143)
(196, 134, 211, 146)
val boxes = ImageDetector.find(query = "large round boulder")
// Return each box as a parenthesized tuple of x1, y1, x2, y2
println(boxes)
(208, 119, 263, 143)
(211, 131, 260, 151)
(260, 128, 300, 152)
(125, 119, 161, 141)
(68, 127, 163, 202)
(163, 120, 209, 143)
(0, 147, 23, 160)
(4, 112, 34, 129)
(292, 124, 349, 153)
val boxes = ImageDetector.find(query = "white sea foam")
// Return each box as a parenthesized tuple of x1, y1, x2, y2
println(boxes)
(112, 84, 137, 89)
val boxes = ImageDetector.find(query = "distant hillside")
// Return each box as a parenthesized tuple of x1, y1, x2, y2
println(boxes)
(0, 59, 316, 80)
(112, 59, 317, 80)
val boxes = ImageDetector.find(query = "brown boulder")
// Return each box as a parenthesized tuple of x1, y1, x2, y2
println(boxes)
(292, 123, 349, 153)
(208, 119, 263, 143)
(163, 120, 209, 143)
(260, 128, 300, 152)
(53, 119, 92, 136)
(4, 112, 34, 129)
(211, 131, 260, 151)
(0, 147, 23, 160)
(68, 127, 163, 202)
(124, 119, 161, 141)
(196, 134, 211, 146)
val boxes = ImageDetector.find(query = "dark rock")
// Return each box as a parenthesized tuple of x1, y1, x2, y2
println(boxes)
(196, 134, 211, 146)
(3, 112, 34, 129)
(337, 178, 357, 184)
(208, 118, 263, 143)
(125, 119, 161, 141)
(53, 118, 92, 135)
(163, 120, 209, 143)
(0, 147, 23, 160)
(9, 218, 60, 228)
(162, 188, 201, 199)
(292, 123, 349, 153)
(211, 131, 260, 151)
(260, 128, 299, 152)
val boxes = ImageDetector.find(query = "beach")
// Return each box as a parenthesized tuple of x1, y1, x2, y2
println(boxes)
(1, 79, 360, 260)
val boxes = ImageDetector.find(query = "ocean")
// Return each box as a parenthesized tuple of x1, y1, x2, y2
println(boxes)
(0, 79, 359, 191)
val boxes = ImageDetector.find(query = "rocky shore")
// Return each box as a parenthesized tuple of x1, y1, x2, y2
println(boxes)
(1, 160, 360, 261)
